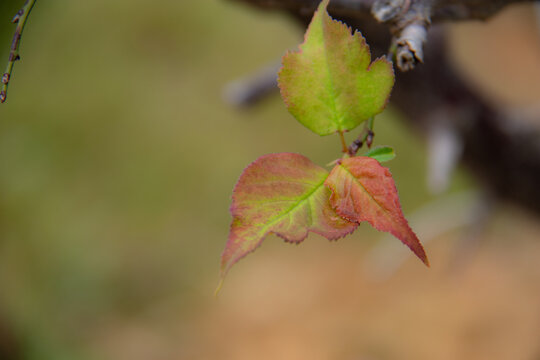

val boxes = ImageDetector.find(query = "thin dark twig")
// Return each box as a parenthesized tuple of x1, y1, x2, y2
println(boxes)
(1, 0, 37, 103)
(348, 117, 375, 156)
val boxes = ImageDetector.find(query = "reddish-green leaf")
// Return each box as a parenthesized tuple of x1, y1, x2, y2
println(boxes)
(278, 0, 394, 136)
(220, 153, 357, 280)
(325, 156, 429, 265)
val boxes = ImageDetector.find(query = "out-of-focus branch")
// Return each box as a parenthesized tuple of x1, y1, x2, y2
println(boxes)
(231, 0, 539, 70)
(223, 62, 280, 107)
(232, 0, 539, 21)
(1, 0, 37, 103)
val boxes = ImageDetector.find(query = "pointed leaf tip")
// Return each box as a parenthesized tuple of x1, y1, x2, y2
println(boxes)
(220, 153, 358, 280)
(278, 0, 394, 136)
(325, 156, 429, 265)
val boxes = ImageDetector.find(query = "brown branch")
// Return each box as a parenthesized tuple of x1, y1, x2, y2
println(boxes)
(430, 0, 539, 21)
(231, 0, 538, 21)
(372, 0, 430, 70)
(231, 0, 539, 70)
(1, 0, 37, 103)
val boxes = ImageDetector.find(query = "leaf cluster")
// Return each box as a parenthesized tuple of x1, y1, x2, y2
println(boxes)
(219, 0, 428, 286)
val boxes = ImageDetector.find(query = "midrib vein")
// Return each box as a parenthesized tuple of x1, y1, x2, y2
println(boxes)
(257, 178, 325, 235)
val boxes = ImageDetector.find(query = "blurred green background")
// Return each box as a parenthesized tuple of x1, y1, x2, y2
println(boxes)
(0, 1, 539, 360)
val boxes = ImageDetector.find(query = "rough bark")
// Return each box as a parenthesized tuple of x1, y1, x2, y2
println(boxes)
(232, 0, 537, 21)
(233, 0, 539, 70)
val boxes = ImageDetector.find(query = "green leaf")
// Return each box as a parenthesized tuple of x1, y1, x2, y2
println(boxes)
(278, 0, 394, 136)
(325, 156, 429, 266)
(220, 153, 357, 281)
(363, 146, 396, 162)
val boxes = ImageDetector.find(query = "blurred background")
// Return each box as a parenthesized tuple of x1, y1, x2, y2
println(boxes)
(0, 1, 539, 359)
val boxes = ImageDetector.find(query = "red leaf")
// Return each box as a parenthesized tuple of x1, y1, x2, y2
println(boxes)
(220, 153, 357, 281)
(325, 156, 429, 266)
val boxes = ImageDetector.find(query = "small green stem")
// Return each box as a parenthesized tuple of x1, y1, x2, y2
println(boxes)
(1, 0, 37, 103)
(366, 117, 374, 133)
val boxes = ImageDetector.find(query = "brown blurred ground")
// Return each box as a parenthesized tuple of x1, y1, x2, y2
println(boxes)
(90, 209, 540, 360)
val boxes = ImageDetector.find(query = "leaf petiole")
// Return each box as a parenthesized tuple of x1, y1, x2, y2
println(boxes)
(338, 131, 349, 155)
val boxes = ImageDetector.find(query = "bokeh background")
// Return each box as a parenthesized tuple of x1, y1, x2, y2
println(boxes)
(0, 1, 539, 359)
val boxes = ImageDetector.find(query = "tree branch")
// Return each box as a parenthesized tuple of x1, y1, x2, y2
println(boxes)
(1, 0, 37, 103)
(232, 0, 538, 21)
(231, 0, 539, 70)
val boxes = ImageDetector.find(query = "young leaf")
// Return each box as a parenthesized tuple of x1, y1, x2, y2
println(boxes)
(325, 157, 429, 265)
(221, 153, 357, 280)
(363, 146, 396, 162)
(278, 0, 394, 136)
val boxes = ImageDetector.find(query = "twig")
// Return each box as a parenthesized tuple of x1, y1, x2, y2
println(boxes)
(223, 62, 280, 107)
(395, 22, 428, 70)
(372, 0, 430, 71)
(1, 0, 37, 103)
(348, 117, 375, 156)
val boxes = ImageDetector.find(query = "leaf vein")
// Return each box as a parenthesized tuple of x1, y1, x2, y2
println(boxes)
(339, 164, 392, 220)
(259, 178, 326, 235)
